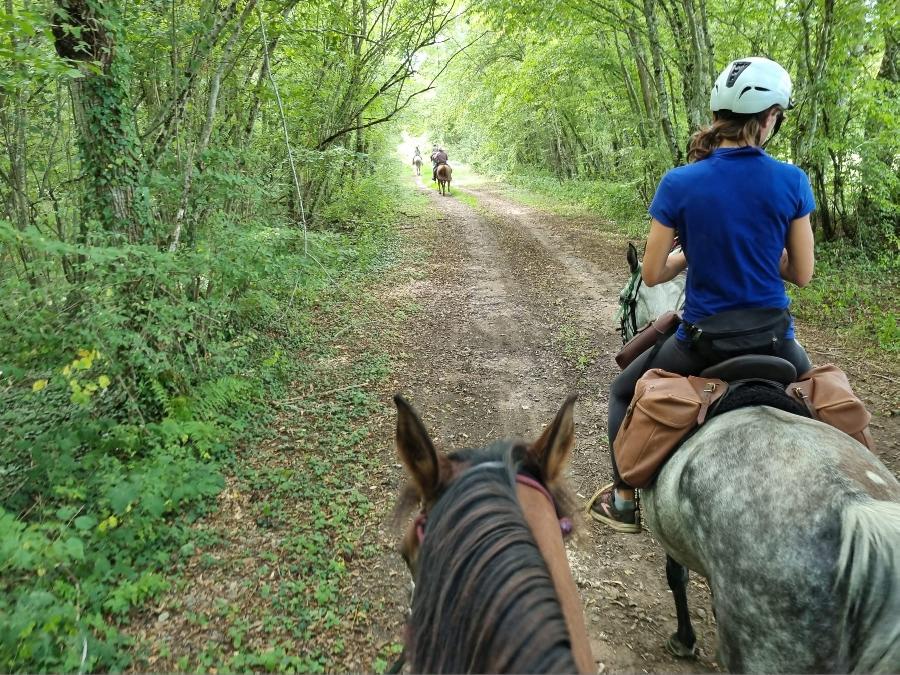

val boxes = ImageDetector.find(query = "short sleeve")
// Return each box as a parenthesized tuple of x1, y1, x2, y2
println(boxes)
(648, 172, 678, 228)
(794, 169, 816, 219)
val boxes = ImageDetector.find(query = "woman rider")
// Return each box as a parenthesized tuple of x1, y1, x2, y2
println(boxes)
(591, 57, 816, 533)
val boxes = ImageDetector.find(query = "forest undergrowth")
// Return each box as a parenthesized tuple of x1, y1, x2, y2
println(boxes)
(0, 160, 416, 672)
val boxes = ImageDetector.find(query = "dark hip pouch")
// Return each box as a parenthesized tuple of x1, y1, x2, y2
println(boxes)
(684, 307, 792, 361)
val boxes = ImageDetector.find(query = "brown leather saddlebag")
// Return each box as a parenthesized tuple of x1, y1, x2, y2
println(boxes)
(786, 364, 874, 450)
(613, 369, 728, 488)
(615, 311, 681, 370)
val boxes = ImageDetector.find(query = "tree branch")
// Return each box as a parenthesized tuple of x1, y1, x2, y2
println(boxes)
(316, 30, 485, 150)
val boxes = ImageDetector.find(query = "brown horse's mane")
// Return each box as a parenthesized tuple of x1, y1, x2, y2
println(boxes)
(407, 445, 576, 673)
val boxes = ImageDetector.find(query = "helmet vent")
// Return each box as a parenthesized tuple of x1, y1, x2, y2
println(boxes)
(738, 85, 753, 98)
(754, 86, 770, 92)
(726, 61, 751, 87)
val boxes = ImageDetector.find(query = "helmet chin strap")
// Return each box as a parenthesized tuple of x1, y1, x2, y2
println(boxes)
(761, 110, 784, 149)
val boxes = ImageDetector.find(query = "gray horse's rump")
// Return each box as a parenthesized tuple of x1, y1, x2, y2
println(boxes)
(643, 406, 900, 672)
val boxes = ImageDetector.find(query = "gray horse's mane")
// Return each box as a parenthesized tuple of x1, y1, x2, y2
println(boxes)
(835, 498, 900, 671)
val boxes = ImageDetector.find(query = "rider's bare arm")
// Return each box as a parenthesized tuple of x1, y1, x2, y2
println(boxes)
(642, 219, 687, 286)
(780, 215, 814, 287)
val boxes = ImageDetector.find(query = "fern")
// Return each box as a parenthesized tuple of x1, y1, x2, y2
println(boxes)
(148, 379, 175, 418)
(188, 376, 253, 422)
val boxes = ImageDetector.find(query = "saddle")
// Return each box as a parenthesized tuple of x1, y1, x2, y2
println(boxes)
(613, 356, 874, 488)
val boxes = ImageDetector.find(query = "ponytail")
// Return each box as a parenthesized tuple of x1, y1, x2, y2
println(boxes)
(687, 108, 776, 162)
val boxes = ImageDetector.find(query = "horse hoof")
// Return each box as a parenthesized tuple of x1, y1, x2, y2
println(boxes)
(665, 634, 697, 659)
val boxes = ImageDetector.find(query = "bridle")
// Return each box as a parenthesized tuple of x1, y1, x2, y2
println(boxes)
(618, 270, 644, 344)
(618, 243, 686, 344)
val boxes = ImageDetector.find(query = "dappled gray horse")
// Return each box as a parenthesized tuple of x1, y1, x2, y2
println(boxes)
(617, 243, 685, 343)
(643, 406, 899, 672)
(618, 247, 900, 672)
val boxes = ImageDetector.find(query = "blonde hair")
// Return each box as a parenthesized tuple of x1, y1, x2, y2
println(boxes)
(687, 108, 778, 162)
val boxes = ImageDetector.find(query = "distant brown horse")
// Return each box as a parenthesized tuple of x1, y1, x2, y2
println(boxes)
(393, 395, 594, 673)
(435, 163, 452, 196)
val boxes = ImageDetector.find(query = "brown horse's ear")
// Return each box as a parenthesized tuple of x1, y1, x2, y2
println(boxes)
(529, 395, 577, 481)
(394, 395, 440, 503)
(627, 242, 640, 274)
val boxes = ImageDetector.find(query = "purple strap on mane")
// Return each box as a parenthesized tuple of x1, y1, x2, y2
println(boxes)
(515, 473, 574, 536)
(414, 513, 427, 544)
(415, 473, 572, 543)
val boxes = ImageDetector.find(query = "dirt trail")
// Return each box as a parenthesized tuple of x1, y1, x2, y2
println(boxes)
(385, 176, 719, 672)
(378, 173, 900, 673)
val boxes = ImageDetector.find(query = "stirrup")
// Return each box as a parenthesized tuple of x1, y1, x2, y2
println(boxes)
(586, 483, 641, 534)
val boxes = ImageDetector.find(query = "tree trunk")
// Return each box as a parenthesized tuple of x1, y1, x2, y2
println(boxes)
(613, 29, 650, 150)
(793, 0, 836, 240)
(811, 164, 834, 240)
(699, 0, 716, 83)
(52, 0, 151, 243)
(681, 0, 711, 132)
(624, 19, 658, 126)
(642, 0, 681, 165)
(858, 20, 900, 240)
(242, 39, 277, 144)
(147, 0, 241, 164)
(169, 0, 258, 252)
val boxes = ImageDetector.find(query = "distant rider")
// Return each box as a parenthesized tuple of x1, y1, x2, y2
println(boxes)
(432, 147, 449, 182)
(430, 144, 440, 176)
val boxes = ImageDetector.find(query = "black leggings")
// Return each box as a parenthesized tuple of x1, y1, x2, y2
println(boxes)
(607, 336, 812, 486)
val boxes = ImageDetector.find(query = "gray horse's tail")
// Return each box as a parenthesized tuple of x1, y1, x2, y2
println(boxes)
(836, 498, 900, 673)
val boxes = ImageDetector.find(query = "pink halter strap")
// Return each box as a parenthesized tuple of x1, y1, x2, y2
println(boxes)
(414, 472, 573, 543)
(516, 473, 574, 537)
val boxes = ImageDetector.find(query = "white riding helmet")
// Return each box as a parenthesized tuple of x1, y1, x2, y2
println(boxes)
(710, 57, 794, 114)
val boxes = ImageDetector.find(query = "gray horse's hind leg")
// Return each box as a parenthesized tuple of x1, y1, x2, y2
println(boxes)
(665, 555, 697, 658)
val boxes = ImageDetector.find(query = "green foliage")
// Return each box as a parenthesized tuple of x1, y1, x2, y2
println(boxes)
(0, 445, 222, 672)
(556, 321, 600, 371)
(0, 151, 403, 670)
(789, 242, 900, 353)
(424, 0, 899, 252)
(495, 170, 647, 235)
(0, 0, 437, 666)
(318, 172, 403, 231)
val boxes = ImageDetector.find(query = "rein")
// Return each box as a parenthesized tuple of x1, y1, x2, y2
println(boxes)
(619, 271, 643, 342)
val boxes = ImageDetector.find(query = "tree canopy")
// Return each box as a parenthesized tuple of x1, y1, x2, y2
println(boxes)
(429, 0, 899, 246)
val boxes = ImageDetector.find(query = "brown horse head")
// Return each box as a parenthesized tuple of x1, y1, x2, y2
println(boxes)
(394, 394, 576, 569)
(392, 394, 594, 673)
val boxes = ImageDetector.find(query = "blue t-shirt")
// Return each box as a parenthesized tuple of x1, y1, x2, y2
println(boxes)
(648, 146, 815, 341)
